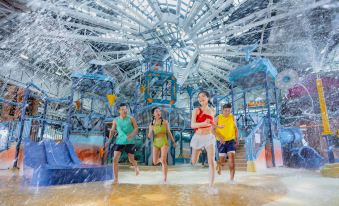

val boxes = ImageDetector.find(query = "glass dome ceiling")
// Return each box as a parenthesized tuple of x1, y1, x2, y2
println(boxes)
(0, 0, 337, 97)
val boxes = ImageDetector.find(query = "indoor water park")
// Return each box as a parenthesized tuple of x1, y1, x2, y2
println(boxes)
(0, 0, 338, 205)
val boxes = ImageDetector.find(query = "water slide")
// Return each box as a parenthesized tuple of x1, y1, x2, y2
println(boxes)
(24, 138, 113, 186)
(279, 128, 324, 169)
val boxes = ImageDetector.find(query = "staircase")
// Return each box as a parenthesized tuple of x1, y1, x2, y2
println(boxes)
(221, 140, 247, 171)
(235, 140, 247, 171)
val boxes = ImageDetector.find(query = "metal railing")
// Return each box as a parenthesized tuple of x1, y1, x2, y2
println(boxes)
(245, 116, 280, 161)
(0, 121, 18, 151)
(135, 105, 190, 130)
(28, 119, 64, 142)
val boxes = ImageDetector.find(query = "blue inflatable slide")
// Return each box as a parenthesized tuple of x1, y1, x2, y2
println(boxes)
(24, 138, 113, 186)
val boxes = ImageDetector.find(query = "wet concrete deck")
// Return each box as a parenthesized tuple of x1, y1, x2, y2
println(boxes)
(0, 165, 338, 206)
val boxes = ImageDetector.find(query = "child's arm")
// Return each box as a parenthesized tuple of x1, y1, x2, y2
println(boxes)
(165, 120, 176, 147)
(127, 117, 139, 140)
(109, 120, 117, 139)
(148, 123, 153, 139)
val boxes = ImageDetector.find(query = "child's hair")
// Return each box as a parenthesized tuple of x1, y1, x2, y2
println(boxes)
(151, 107, 163, 125)
(222, 103, 232, 109)
(198, 90, 214, 107)
(118, 103, 127, 109)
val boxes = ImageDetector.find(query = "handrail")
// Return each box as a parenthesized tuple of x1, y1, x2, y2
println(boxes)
(26, 82, 49, 97)
(0, 97, 24, 107)
(245, 117, 265, 161)
(246, 116, 280, 162)
(255, 139, 267, 160)
(25, 117, 65, 125)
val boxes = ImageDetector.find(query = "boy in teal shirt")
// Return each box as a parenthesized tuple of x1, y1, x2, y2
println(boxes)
(109, 103, 139, 184)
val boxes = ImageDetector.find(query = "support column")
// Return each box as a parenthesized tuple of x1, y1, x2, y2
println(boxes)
(274, 87, 280, 130)
(39, 99, 48, 140)
(187, 87, 194, 118)
(216, 96, 220, 115)
(64, 82, 75, 140)
(316, 78, 334, 163)
(231, 86, 235, 114)
(243, 92, 247, 127)
(13, 88, 30, 168)
(265, 73, 275, 167)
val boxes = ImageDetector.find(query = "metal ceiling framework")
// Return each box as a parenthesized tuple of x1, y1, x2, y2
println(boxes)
(0, 0, 337, 97)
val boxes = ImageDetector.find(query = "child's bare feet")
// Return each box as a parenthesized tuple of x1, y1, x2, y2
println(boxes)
(216, 162, 222, 175)
(135, 166, 140, 176)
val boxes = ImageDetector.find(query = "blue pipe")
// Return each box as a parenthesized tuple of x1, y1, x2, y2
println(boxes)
(26, 82, 48, 97)
(46, 98, 70, 103)
(0, 97, 23, 106)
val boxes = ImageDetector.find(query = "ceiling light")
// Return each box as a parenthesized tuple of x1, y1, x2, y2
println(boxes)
(20, 53, 29, 60)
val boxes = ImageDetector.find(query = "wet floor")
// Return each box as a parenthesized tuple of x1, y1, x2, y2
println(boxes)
(0, 165, 338, 206)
